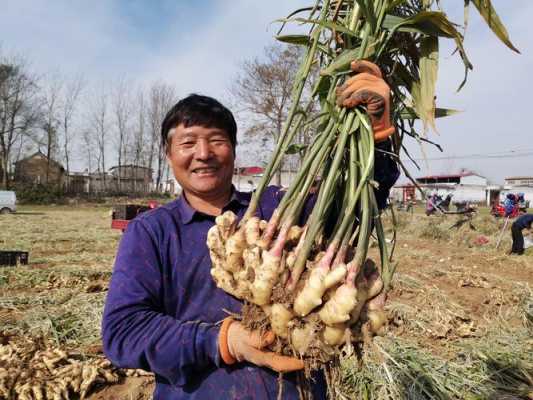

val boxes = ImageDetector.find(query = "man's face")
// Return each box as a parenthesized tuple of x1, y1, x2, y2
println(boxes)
(166, 123, 234, 199)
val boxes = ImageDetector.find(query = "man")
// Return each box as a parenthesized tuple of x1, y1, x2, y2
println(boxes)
(102, 60, 398, 399)
(510, 213, 533, 255)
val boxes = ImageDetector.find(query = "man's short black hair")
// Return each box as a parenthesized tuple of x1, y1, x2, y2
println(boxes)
(161, 94, 237, 151)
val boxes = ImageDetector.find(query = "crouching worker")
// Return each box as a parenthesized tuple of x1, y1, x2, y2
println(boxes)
(510, 213, 533, 255)
(102, 61, 399, 400)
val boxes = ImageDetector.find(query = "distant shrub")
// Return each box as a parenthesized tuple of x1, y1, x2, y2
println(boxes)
(15, 184, 66, 205)
(147, 191, 174, 199)
(419, 220, 450, 241)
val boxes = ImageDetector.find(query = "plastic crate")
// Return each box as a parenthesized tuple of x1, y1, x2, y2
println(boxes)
(113, 204, 150, 220)
(0, 251, 29, 266)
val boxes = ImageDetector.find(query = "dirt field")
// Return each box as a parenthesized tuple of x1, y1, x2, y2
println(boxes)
(0, 204, 531, 399)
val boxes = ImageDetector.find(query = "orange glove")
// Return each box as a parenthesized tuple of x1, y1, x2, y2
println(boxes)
(336, 60, 395, 142)
(219, 318, 304, 373)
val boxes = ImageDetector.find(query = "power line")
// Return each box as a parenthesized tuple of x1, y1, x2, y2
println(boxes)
(405, 149, 533, 162)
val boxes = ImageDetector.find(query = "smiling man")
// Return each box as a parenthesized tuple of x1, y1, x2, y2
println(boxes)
(102, 62, 400, 400)
(102, 94, 317, 400)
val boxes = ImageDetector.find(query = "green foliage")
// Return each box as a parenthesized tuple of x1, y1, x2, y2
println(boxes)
(470, 0, 520, 53)
(419, 220, 450, 241)
(15, 183, 65, 204)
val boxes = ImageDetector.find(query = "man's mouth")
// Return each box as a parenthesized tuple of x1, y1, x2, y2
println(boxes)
(192, 167, 219, 175)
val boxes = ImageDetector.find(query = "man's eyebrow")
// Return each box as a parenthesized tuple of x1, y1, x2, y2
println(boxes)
(175, 133, 197, 140)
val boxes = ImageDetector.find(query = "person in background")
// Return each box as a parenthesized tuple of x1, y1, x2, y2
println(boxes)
(510, 213, 533, 255)
(504, 193, 517, 217)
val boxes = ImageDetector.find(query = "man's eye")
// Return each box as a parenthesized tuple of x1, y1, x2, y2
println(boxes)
(180, 141, 196, 147)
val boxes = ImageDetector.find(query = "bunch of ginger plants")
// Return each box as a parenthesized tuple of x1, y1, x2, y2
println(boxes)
(208, 0, 518, 381)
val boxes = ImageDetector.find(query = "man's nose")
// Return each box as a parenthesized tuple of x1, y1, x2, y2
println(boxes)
(194, 139, 212, 160)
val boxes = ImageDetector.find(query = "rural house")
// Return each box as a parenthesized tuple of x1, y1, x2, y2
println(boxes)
(391, 170, 491, 205)
(107, 165, 153, 193)
(66, 165, 154, 194)
(415, 171, 488, 203)
(503, 176, 533, 204)
(14, 151, 66, 186)
(233, 166, 264, 192)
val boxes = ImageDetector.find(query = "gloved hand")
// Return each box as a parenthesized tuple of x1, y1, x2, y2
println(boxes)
(336, 60, 395, 142)
(219, 318, 304, 372)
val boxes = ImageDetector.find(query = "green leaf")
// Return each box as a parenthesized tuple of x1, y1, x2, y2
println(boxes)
(399, 107, 460, 120)
(275, 17, 358, 38)
(312, 75, 332, 99)
(387, 0, 408, 11)
(319, 46, 373, 76)
(317, 44, 334, 58)
(414, 35, 439, 132)
(471, 0, 520, 53)
(285, 143, 307, 155)
(275, 35, 311, 46)
(385, 11, 473, 88)
(464, 0, 471, 35)
(389, 62, 417, 90)
(385, 11, 460, 38)
(355, 0, 377, 31)
(275, 6, 315, 36)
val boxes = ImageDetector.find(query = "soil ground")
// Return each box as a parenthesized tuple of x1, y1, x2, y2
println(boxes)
(0, 204, 531, 399)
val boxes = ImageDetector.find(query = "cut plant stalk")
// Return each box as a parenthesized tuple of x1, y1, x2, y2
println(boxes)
(242, 0, 332, 223)
(207, 3, 519, 395)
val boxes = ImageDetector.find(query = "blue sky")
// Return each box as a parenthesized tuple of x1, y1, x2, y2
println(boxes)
(0, 1, 531, 183)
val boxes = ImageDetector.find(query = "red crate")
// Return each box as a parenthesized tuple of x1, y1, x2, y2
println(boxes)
(111, 219, 129, 231)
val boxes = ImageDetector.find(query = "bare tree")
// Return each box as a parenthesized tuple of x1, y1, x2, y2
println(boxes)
(111, 79, 132, 191)
(130, 87, 148, 192)
(40, 74, 63, 184)
(87, 86, 109, 189)
(229, 44, 310, 185)
(81, 129, 94, 173)
(147, 82, 176, 191)
(61, 74, 84, 178)
(0, 53, 40, 188)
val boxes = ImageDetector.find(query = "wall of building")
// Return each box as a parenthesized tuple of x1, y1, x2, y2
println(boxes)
(453, 185, 487, 203)
(109, 165, 152, 181)
(460, 175, 487, 186)
(15, 154, 64, 185)
(232, 170, 297, 193)
(505, 177, 533, 186)
(391, 183, 488, 205)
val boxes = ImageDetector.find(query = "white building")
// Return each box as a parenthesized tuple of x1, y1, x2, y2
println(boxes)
(505, 176, 533, 186)
(502, 176, 533, 205)
(391, 170, 495, 205)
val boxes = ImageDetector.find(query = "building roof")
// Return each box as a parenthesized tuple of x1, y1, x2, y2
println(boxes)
(505, 176, 533, 180)
(416, 171, 482, 180)
(236, 166, 264, 176)
(393, 183, 416, 188)
(109, 164, 153, 171)
(14, 151, 65, 172)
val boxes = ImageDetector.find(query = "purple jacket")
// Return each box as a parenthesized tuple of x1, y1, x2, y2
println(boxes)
(101, 186, 326, 399)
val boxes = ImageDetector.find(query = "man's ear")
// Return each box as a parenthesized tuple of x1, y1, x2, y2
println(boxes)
(164, 140, 172, 160)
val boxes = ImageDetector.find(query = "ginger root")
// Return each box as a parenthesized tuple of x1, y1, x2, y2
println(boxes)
(270, 304, 294, 339)
(319, 284, 358, 325)
(293, 264, 347, 317)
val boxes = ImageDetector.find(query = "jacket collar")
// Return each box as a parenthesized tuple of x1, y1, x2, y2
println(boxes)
(177, 186, 250, 224)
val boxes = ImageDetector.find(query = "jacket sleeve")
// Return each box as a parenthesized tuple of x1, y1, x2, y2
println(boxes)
(374, 139, 400, 209)
(101, 219, 221, 386)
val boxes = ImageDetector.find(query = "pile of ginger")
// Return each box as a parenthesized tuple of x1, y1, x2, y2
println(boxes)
(208, 210, 387, 362)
